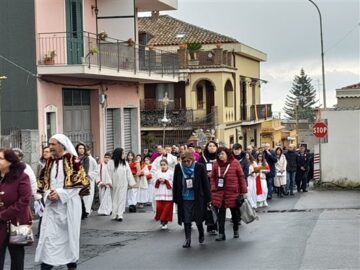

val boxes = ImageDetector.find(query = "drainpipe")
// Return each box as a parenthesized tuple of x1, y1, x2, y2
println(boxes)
(232, 50, 237, 141)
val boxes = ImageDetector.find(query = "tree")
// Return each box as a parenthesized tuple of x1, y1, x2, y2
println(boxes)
(283, 68, 318, 122)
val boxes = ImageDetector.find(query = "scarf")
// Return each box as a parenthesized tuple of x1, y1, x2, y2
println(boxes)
(183, 161, 195, 177)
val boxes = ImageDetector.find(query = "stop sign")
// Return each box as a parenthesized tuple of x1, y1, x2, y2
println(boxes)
(313, 122, 328, 138)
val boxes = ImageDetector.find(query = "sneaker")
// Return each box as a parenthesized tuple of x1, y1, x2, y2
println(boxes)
(161, 224, 168, 230)
(264, 201, 268, 207)
(208, 230, 217, 235)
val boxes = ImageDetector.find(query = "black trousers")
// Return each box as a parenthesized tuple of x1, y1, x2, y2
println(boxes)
(0, 243, 25, 270)
(41, 262, 77, 269)
(216, 205, 240, 235)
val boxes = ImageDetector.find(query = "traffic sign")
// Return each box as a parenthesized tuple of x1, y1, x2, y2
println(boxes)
(313, 121, 327, 138)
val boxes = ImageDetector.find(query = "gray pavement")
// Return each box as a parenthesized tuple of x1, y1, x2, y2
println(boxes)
(4, 188, 360, 269)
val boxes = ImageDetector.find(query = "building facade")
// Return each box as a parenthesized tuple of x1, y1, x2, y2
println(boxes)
(138, 15, 271, 149)
(0, 0, 179, 160)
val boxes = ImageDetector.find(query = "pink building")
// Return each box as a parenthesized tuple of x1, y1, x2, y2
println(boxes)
(35, 0, 178, 157)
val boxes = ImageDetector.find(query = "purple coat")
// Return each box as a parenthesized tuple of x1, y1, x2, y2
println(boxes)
(0, 167, 32, 247)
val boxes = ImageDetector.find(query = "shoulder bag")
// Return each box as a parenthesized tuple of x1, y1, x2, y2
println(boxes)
(9, 222, 34, 246)
(239, 198, 259, 224)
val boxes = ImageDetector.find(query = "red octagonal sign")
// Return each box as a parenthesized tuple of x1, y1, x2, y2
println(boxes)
(313, 121, 328, 138)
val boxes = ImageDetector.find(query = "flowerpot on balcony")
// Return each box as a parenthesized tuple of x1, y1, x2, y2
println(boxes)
(188, 59, 199, 66)
(44, 59, 55, 65)
(43, 50, 56, 65)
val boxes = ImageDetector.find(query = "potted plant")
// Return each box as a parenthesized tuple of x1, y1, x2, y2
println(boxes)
(98, 31, 108, 41)
(187, 42, 202, 65)
(43, 50, 56, 65)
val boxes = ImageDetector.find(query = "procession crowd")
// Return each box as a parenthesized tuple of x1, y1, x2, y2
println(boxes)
(0, 134, 313, 270)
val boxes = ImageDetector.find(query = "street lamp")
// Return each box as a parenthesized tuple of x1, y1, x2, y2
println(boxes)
(307, 0, 326, 109)
(0, 76, 7, 143)
(158, 92, 171, 146)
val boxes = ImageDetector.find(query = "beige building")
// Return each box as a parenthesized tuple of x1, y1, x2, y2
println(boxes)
(138, 15, 271, 149)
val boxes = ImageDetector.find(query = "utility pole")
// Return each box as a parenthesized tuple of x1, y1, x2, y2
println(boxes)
(308, 0, 327, 109)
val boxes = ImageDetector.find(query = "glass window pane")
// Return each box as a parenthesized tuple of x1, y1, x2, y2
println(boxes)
(81, 91, 90, 105)
(63, 90, 72, 106)
(73, 90, 81, 105)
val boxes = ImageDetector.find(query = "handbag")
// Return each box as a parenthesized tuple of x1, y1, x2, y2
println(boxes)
(239, 198, 258, 224)
(9, 222, 34, 246)
(205, 204, 218, 226)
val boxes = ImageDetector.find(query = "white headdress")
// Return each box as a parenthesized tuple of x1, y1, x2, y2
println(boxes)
(50, 134, 78, 157)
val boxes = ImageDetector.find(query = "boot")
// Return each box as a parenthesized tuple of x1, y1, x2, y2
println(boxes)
(197, 223, 204, 244)
(182, 223, 191, 248)
(233, 222, 239, 238)
(215, 233, 226, 241)
(279, 186, 284, 197)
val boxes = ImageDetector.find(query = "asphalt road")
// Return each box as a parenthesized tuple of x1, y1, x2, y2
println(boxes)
(5, 189, 360, 270)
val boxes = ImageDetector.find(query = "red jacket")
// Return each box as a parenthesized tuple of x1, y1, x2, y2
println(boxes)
(0, 170, 32, 247)
(210, 158, 247, 208)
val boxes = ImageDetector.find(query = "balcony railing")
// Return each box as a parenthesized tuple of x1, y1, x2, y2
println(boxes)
(141, 106, 217, 129)
(37, 31, 179, 77)
(140, 99, 183, 111)
(249, 104, 272, 121)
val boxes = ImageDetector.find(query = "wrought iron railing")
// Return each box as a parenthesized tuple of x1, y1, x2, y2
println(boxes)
(140, 99, 183, 111)
(141, 106, 217, 129)
(37, 31, 179, 77)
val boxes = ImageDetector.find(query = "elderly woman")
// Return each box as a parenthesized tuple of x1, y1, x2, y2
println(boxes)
(173, 151, 211, 248)
(0, 148, 32, 270)
(210, 147, 247, 241)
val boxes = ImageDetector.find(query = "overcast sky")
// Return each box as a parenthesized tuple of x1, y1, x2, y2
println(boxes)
(160, 0, 360, 115)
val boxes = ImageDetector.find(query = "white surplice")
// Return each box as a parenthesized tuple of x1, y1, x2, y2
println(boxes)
(108, 160, 135, 219)
(97, 162, 112, 215)
(247, 163, 258, 209)
(35, 160, 82, 266)
(83, 155, 99, 214)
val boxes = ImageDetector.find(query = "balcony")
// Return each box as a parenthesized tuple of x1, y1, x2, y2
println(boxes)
(37, 32, 179, 83)
(223, 107, 235, 122)
(178, 47, 236, 70)
(140, 102, 217, 129)
(241, 104, 272, 124)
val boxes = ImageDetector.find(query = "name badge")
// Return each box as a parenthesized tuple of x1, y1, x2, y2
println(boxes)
(217, 177, 224, 188)
(185, 178, 193, 189)
(206, 163, 213, 172)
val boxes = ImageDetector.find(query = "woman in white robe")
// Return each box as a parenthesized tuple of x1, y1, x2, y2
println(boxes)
(108, 148, 136, 221)
(83, 155, 99, 215)
(254, 152, 270, 207)
(246, 155, 258, 209)
(97, 153, 112, 215)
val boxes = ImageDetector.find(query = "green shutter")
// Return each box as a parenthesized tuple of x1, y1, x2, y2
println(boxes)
(66, 0, 84, 64)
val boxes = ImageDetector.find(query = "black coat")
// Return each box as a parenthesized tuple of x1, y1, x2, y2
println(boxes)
(264, 150, 277, 178)
(285, 150, 298, 172)
(173, 163, 212, 226)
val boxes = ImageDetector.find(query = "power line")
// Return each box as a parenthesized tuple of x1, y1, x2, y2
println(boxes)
(324, 22, 360, 54)
(0, 54, 38, 78)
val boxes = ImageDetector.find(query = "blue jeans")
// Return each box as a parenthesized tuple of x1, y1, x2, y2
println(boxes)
(286, 171, 296, 193)
(266, 176, 274, 197)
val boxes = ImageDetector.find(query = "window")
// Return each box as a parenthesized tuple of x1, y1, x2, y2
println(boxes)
(63, 89, 91, 106)
(197, 85, 204, 109)
(224, 80, 234, 107)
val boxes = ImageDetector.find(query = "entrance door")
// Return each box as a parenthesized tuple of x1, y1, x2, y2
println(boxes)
(66, 0, 83, 64)
(63, 89, 92, 146)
